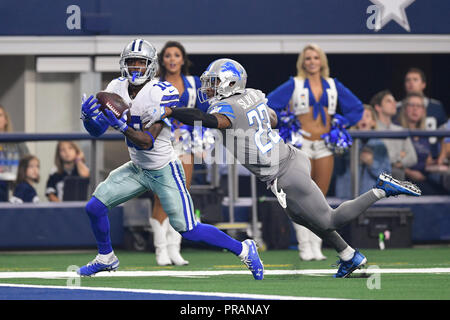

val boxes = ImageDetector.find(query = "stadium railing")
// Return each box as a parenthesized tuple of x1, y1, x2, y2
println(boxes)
(349, 129, 450, 198)
(0, 129, 449, 244)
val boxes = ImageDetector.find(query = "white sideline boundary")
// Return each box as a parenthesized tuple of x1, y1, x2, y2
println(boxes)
(0, 268, 450, 279)
(1, 268, 449, 300)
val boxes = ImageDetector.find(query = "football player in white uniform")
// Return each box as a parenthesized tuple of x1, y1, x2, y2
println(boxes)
(78, 39, 263, 279)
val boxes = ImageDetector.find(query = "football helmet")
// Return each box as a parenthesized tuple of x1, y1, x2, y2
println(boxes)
(119, 39, 158, 86)
(198, 58, 247, 102)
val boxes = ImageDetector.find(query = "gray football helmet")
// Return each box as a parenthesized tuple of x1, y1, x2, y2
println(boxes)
(198, 58, 247, 103)
(119, 39, 158, 86)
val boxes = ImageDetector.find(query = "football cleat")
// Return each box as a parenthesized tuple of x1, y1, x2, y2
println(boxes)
(375, 172, 421, 197)
(77, 254, 120, 277)
(333, 250, 367, 278)
(240, 239, 264, 280)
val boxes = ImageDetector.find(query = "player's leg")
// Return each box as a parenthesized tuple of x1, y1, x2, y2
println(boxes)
(288, 211, 366, 278)
(308, 153, 334, 260)
(278, 151, 380, 232)
(78, 162, 147, 276)
(277, 150, 419, 277)
(147, 159, 264, 280)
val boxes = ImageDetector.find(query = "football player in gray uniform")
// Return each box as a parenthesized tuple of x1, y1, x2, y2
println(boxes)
(143, 58, 421, 278)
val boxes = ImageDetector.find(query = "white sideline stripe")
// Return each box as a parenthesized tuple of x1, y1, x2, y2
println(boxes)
(0, 283, 334, 300)
(0, 268, 450, 279)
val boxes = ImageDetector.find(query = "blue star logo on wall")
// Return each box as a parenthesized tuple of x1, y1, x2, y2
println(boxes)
(369, 0, 415, 32)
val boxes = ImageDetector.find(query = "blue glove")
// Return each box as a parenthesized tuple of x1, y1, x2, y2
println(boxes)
(104, 109, 129, 133)
(81, 94, 101, 121)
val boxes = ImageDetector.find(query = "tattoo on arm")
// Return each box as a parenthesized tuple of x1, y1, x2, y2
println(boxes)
(213, 113, 232, 129)
(124, 121, 164, 150)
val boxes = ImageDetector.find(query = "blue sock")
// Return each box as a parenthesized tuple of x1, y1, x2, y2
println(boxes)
(85, 196, 113, 255)
(181, 223, 243, 256)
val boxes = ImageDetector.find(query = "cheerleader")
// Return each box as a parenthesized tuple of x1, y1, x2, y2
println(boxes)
(149, 41, 209, 265)
(267, 44, 363, 261)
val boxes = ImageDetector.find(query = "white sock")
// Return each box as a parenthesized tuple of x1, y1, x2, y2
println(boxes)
(98, 251, 115, 264)
(338, 246, 355, 261)
(372, 188, 386, 199)
(238, 242, 249, 259)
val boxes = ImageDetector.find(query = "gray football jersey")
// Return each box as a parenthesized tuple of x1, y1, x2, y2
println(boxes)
(207, 88, 293, 182)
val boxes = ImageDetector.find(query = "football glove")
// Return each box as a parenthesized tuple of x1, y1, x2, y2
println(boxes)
(81, 94, 101, 121)
(142, 105, 167, 129)
(104, 109, 129, 133)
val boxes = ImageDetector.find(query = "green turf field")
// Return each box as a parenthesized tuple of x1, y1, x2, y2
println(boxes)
(1, 246, 449, 300)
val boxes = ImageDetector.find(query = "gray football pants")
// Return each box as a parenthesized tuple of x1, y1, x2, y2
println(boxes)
(276, 148, 380, 252)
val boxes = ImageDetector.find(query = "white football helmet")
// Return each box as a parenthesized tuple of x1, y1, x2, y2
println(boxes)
(119, 39, 158, 86)
(198, 58, 247, 103)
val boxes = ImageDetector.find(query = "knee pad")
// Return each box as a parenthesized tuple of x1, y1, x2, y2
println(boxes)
(85, 196, 108, 219)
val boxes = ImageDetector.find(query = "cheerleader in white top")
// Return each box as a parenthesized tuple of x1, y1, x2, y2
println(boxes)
(267, 44, 364, 261)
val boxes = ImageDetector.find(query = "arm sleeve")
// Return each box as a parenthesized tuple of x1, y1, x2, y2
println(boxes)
(334, 78, 364, 127)
(13, 183, 29, 202)
(266, 78, 295, 112)
(45, 174, 58, 196)
(170, 107, 219, 128)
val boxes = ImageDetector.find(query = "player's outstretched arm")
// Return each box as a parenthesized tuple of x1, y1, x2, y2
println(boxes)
(164, 107, 232, 129)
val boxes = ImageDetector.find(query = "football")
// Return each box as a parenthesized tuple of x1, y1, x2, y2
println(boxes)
(96, 91, 130, 120)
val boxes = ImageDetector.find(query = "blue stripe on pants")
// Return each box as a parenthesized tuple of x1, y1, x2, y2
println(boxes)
(169, 161, 192, 231)
(175, 161, 196, 229)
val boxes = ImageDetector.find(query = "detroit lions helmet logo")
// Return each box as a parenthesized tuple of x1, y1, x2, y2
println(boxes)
(220, 61, 242, 80)
(198, 58, 248, 103)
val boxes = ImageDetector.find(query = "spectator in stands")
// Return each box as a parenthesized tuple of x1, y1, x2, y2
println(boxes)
(146, 41, 209, 266)
(400, 67, 447, 127)
(399, 92, 447, 195)
(10, 155, 40, 204)
(335, 105, 391, 199)
(46, 141, 89, 202)
(267, 43, 363, 261)
(438, 119, 450, 166)
(371, 90, 417, 180)
(397, 67, 447, 159)
(0, 104, 29, 202)
(437, 119, 450, 191)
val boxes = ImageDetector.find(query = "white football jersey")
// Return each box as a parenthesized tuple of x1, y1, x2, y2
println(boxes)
(105, 77, 178, 170)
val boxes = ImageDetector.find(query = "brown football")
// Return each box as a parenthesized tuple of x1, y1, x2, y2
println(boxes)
(96, 91, 130, 120)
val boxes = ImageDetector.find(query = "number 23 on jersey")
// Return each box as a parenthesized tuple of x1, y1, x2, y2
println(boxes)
(246, 103, 281, 154)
